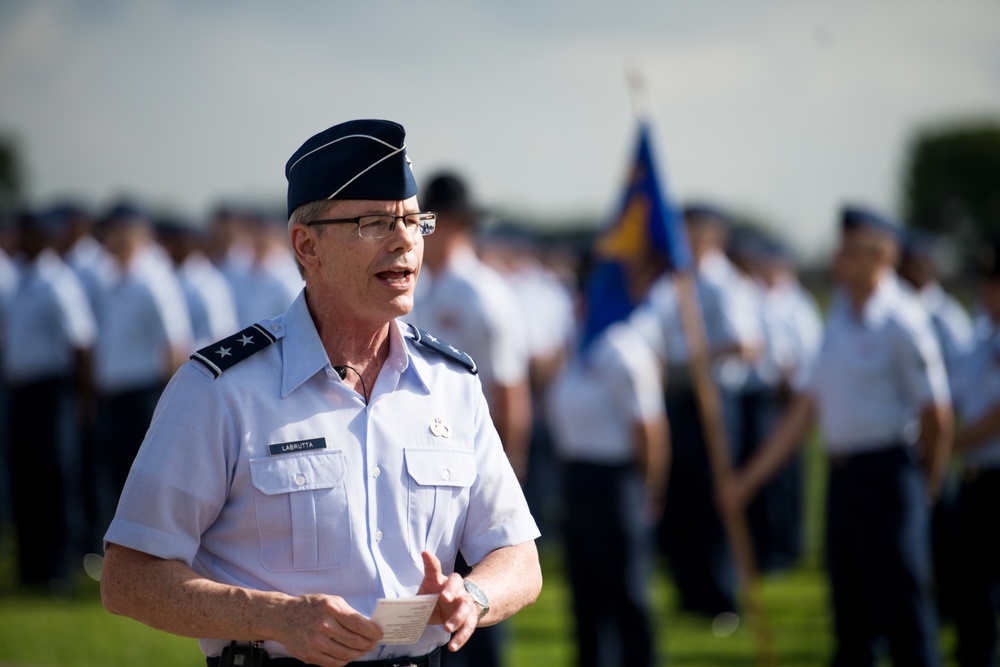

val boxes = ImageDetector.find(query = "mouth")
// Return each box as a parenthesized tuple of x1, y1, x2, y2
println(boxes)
(375, 268, 415, 288)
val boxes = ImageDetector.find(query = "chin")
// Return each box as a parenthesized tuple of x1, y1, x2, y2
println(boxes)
(386, 295, 415, 319)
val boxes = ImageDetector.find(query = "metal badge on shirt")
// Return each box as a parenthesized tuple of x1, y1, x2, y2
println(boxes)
(268, 437, 327, 456)
(430, 417, 452, 438)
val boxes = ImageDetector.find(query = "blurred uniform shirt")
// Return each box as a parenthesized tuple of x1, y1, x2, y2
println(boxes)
(950, 323, 1000, 470)
(92, 248, 193, 392)
(547, 320, 665, 463)
(801, 273, 950, 454)
(2, 249, 96, 382)
(410, 246, 529, 394)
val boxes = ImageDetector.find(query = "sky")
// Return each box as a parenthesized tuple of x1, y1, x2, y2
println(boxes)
(1, 0, 999, 264)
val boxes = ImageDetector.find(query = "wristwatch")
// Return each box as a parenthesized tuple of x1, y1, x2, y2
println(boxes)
(463, 579, 490, 621)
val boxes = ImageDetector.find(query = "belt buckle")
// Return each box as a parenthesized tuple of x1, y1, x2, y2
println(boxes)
(389, 662, 416, 667)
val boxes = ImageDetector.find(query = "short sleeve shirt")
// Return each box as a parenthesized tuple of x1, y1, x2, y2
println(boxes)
(547, 321, 665, 463)
(2, 249, 96, 382)
(104, 291, 539, 660)
(803, 274, 951, 453)
(410, 248, 529, 391)
(950, 323, 1000, 469)
(92, 248, 193, 392)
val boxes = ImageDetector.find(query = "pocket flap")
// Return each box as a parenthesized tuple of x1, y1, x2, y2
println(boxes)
(405, 448, 476, 487)
(250, 451, 346, 495)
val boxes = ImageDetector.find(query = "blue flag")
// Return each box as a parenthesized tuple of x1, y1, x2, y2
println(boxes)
(580, 121, 692, 348)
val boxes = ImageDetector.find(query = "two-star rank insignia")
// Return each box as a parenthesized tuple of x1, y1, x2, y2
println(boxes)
(191, 323, 278, 378)
(405, 324, 478, 374)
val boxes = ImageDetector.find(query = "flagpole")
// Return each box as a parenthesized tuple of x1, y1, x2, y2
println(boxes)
(625, 68, 777, 667)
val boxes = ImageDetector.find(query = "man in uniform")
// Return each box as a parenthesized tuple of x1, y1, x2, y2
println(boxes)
(721, 205, 952, 666)
(631, 202, 762, 619)
(155, 215, 239, 349)
(89, 200, 193, 541)
(407, 171, 533, 667)
(896, 229, 974, 624)
(546, 257, 669, 667)
(732, 234, 823, 571)
(897, 230, 974, 372)
(3, 209, 96, 593)
(100, 119, 542, 667)
(948, 235, 1000, 666)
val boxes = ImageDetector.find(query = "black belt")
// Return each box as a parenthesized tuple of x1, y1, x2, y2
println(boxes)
(207, 646, 441, 667)
(827, 443, 908, 469)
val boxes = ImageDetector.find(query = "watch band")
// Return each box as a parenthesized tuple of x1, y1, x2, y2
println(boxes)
(463, 579, 490, 621)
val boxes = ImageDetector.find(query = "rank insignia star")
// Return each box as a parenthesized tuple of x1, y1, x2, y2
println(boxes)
(190, 323, 278, 379)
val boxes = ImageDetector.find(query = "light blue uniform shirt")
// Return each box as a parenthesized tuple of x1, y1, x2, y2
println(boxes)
(547, 321, 665, 464)
(105, 291, 539, 661)
(802, 273, 950, 454)
(629, 251, 762, 388)
(176, 252, 238, 349)
(2, 249, 96, 382)
(92, 248, 193, 392)
(950, 322, 1000, 470)
(410, 247, 530, 391)
(750, 277, 823, 390)
(914, 280, 974, 372)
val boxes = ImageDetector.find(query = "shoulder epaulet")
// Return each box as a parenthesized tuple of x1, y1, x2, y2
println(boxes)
(406, 324, 478, 374)
(190, 323, 278, 378)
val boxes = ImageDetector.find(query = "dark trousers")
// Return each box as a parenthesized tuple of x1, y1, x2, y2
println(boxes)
(7, 375, 81, 586)
(826, 446, 940, 667)
(562, 461, 655, 667)
(439, 553, 506, 667)
(0, 378, 10, 542)
(523, 413, 562, 547)
(738, 388, 804, 572)
(92, 384, 164, 539)
(953, 469, 1000, 667)
(658, 392, 738, 616)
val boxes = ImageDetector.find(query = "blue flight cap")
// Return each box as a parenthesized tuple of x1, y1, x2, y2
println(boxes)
(17, 209, 62, 237)
(683, 202, 730, 228)
(901, 229, 936, 259)
(285, 119, 418, 219)
(98, 197, 150, 230)
(154, 214, 203, 241)
(841, 205, 901, 241)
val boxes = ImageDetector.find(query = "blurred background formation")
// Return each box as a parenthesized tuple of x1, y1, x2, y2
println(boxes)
(1, 2, 1000, 666)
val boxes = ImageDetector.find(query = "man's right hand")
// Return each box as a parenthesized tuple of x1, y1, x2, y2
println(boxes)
(715, 472, 752, 518)
(273, 594, 383, 667)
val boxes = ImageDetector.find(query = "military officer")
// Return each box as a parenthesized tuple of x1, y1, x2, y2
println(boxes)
(100, 119, 542, 667)
(721, 205, 952, 666)
(948, 235, 1000, 667)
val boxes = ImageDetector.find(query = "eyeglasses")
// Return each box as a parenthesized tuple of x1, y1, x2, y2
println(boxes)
(305, 212, 436, 239)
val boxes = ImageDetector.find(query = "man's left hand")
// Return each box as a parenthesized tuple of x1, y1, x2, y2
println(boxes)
(417, 551, 478, 652)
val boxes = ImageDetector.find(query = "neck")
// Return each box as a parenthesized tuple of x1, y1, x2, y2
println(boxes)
(306, 290, 392, 401)
(848, 270, 885, 314)
(425, 233, 472, 274)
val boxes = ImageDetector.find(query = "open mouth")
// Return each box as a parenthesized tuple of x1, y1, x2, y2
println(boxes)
(376, 269, 414, 286)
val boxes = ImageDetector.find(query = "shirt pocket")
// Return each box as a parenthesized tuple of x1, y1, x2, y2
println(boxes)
(404, 448, 476, 567)
(250, 450, 351, 572)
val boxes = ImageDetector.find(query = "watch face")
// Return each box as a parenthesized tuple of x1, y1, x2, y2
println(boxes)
(464, 580, 489, 608)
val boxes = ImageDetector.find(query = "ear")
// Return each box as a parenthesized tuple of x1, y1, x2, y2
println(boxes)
(290, 223, 320, 273)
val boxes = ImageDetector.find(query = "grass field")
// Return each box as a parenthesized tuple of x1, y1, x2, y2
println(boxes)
(0, 437, 965, 666)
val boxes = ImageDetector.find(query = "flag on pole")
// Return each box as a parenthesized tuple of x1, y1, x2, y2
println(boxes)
(580, 120, 692, 349)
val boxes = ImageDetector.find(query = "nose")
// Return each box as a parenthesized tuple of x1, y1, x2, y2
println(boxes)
(386, 216, 417, 253)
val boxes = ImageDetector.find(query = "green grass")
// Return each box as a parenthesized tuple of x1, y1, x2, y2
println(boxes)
(0, 437, 965, 666)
